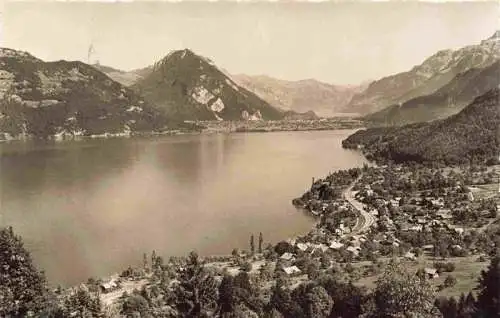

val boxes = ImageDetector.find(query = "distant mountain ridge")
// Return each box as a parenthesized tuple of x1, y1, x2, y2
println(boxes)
(231, 74, 368, 117)
(365, 60, 500, 125)
(0, 48, 168, 139)
(342, 88, 500, 165)
(131, 49, 284, 121)
(344, 31, 500, 115)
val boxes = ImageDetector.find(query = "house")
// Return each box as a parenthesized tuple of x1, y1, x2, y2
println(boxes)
(100, 280, 118, 293)
(311, 244, 329, 254)
(404, 251, 417, 261)
(424, 268, 439, 279)
(280, 252, 294, 261)
(283, 266, 302, 275)
(416, 218, 427, 225)
(330, 241, 344, 250)
(346, 246, 360, 256)
(296, 243, 308, 252)
(422, 244, 434, 251)
(410, 225, 423, 232)
(453, 227, 465, 235)
(467, 192, 475, 201)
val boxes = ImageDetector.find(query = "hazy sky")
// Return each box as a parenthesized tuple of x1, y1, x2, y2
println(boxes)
(1, 1, 498, 84)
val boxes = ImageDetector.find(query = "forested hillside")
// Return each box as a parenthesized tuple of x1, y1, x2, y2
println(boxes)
(343, 88, 500, 165)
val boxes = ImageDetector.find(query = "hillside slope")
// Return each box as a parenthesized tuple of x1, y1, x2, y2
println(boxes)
(365, 60, 500, 125)
(343, 31, 500, 115)
(342, 88, 500, 165)
(232, 75, 367, 117)
(132, 49, 284, 121)
(0, 48, 168, 139)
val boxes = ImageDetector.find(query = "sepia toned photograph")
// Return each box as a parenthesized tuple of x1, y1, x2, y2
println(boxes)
(0, 0, 499, 317)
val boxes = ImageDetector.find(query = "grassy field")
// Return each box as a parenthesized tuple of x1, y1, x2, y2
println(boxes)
(353, 255, 489, 298)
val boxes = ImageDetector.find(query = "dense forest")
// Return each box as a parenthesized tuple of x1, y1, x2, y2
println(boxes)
(343, 89, 500, 165)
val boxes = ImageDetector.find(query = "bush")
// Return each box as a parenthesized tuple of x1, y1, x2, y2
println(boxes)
(444, 275, 457, 288)
(434, 261, 455, 273)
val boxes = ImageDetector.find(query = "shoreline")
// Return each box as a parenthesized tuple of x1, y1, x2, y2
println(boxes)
(0, 126, 366, 144)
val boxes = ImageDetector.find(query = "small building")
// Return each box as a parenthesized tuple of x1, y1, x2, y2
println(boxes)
(296, 243, 309, 252)
(330, 241, 344, 250)
(280, 252, 294, 261)
(424, 268, 439, 279)
(283, 265, 302, 275)
(422, 244, 434, 251)
(311, 244, 329, 254)
(100, 280, 118, 293)
(454, 227, 465, 235)
(404, 251, 417, 261)
(346, 246, 360, 256)
(467, 192, 475, 201)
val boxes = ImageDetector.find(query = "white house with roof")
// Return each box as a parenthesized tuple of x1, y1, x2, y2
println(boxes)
(329, 241, 344, 250)
(280, 252, 294, 261)
(296, 243, 309, 252)
(424, 268, 439, 279)
(283, 266, 301, 275)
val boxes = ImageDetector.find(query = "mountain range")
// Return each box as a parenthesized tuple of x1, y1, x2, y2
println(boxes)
(1, 30, 498, 139)
(343, 31, 500, 117)
(342, 88, 500, 165)
(365, 60, 500, 125)
(230, 75, 368, 117)
(95, 60, 362, 118)
(0, 48, 168, 140)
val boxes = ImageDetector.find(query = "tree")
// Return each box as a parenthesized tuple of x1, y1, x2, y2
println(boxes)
(120, 291, 150, 317)
(218, 275, 235, 315)
(250, 234, 255, 255)
(173, 251, 218, 317)
(259, 233, 264, 254)
(443, 275, 457, 289)
(267, 276, 304, 317)
(0, 227, 52, 317)
(61, 286, 103, 317)
(143, 252, 149, 272)
(436, 296, 458, 318)
(371, 262, 438, 317)
(476, 255, 500, 317)
(304, 285, 333, 318)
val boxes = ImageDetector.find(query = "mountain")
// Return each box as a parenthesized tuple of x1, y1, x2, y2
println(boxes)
(343, 31, 500, 115)
(342, 88, 500, 165)
(92, 64, 143, 87)
(231, 75, 367, 117)
(365, 60, 500, 125)
(0, 48, 169, 140)
(132, 49, 284, 121)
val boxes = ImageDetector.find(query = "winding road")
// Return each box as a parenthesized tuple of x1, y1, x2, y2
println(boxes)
(342, 175, 376, 234)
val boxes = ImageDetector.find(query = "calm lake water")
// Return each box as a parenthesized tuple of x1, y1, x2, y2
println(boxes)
(0, 130, 367, 285)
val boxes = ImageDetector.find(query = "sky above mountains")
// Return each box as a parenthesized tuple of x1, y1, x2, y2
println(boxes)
(1, 1, 498, 85)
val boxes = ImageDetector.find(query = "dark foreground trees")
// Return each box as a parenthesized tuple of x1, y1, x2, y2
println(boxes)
(0, 226, 53, 316)
(173, 251, 218, 317)
(476, 255, 500, 317)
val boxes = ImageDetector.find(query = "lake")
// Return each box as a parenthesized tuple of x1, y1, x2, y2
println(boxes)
(0, 130, 367, 285)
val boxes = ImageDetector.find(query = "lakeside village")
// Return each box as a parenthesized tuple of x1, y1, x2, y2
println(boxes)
(40, 161, 500, 317)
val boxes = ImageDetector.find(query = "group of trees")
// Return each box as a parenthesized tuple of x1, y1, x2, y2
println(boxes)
(249, 233, 264, 255)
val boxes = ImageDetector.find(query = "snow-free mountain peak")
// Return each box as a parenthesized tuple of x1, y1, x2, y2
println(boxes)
(132, 49, 283, 121)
